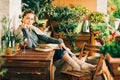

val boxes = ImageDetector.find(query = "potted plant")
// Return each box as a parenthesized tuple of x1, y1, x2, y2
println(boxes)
(100, 35, 120, 77)
(70, 5, 90, 21)
(50, 6, 76, 22)
(100, 35, 120, 58)
(1, 16, 14, 56)
(113, 8, 120, 19)
(55, 20, 82, 51)
(113, 8, 120, 30)
(88, 11, 105, 23)
(14, 33, 22, 51)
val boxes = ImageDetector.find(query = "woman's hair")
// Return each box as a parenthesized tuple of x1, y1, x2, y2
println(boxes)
(22, 9, 35, 18)
(22, 9, 39, 23)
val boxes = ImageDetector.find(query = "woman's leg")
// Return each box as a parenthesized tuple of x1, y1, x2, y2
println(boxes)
(54, 49, 81, 71)
(72, 56, 96, 70)
(65, 48, 96, 70)
(62, 52, 81, 71)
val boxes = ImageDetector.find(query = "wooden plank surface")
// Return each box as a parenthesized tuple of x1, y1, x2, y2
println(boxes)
(1, 49, 55, 80)
(3, 49, 54, 61)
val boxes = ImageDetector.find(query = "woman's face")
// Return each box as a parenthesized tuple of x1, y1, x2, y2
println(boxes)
(22, 13, 34, 26)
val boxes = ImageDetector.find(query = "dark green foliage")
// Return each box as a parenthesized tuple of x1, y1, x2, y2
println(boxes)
(22, 0, 53, 19)
(14, 33, 22, 43)
(55, 20, 79, 32)
(113, 8, 120, 19)
(100, 41, 120, 58)
(50, 6, 76, 21)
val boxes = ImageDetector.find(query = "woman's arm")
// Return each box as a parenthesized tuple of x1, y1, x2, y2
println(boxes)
(37, 34, 63, 44)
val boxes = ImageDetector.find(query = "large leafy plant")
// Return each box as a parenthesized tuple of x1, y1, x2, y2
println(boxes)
(100, 36, 120, 58)
(22, 0, 53, 19)
(50, 6, 76, 22)
(55, 20, 81, 51)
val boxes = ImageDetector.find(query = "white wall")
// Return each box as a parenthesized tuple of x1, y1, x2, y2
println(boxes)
(0, 0, 21, 47)
(9, 0, 21, 30)
(97, 0, 108, 14)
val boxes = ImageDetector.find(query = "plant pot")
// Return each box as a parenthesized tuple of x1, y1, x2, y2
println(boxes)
(92, 30, 102, 35)
(4, 47, 13, 56)
(114, 18, 120, 30)
(15, 43, 20, 51)
(106, 54, 120, 79)
(106, 54, 120, 63)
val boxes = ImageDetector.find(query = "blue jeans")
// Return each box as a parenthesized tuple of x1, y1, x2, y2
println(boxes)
(53, 49, 73, 62)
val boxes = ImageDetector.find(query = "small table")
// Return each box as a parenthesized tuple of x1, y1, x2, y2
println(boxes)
(0, 49, 55, 80)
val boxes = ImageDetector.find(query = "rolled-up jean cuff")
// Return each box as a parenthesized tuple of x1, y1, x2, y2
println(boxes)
(53, 49, 73, 62)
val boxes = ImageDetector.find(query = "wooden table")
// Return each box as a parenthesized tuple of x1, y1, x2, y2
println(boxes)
(0, 49, 55, 80)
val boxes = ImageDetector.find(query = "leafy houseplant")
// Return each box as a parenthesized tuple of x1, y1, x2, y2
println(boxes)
(90, 23, 112, 45)
(112, 8, 120, 30)
(113, 8, 120, 19)
(88, 11, 105, 23)
(50, 6, 76, 22)
(1, 16, 12, 49)
(14, 33, 22, 44)
(1, 16, 20, 55)
(70, 5, 90, 21)
(55, 20, 81, 51)
(22, 0, 53, 19)
(14, 33, 22, 51)
(100, 36, 120, 58)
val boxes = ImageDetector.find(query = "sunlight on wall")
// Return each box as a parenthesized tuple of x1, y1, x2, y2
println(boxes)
(52, 0, 97, 11)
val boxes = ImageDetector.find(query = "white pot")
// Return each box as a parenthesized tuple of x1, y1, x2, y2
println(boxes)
(114, 18, 120, 30)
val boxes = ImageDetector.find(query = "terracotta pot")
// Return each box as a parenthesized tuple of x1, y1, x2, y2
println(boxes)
(106, 53, 120, 63)
(92, 30, 102, 35)
(4, 47, 13, 56)
(106, 53, 120, 79)
(15, 43, 20, 51)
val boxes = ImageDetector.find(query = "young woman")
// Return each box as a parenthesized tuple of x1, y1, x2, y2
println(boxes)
(15, 9, 96, 71)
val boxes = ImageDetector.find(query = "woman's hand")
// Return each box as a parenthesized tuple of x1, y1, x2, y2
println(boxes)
(22, 23, 33, 28)
(59, 43, 73, 54)
(59, 43, 66, 50)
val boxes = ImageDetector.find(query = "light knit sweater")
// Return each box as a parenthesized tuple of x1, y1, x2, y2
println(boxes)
(15, 25, 63, 48)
